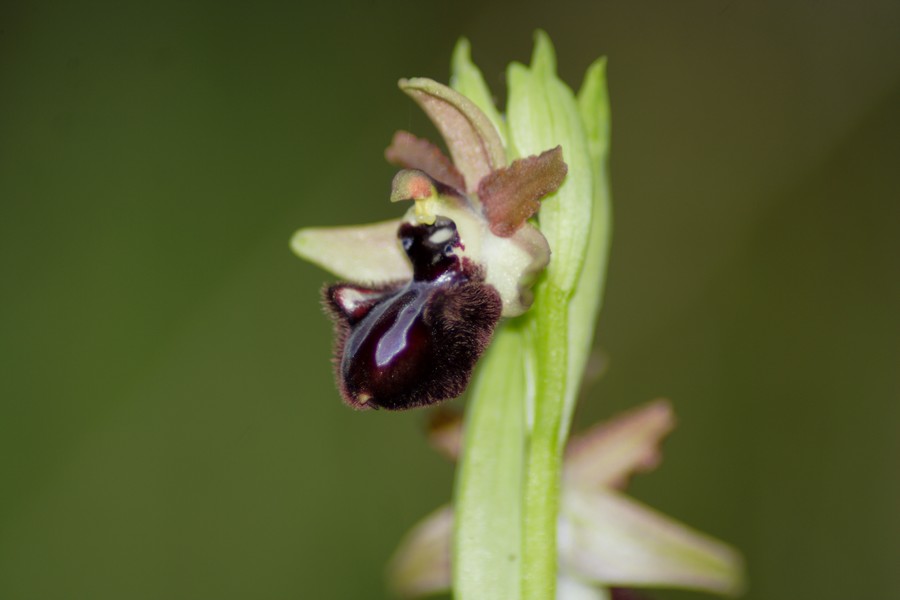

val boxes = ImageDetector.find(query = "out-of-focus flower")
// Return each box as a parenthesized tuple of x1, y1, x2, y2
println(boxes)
(389, 400, 745, 599)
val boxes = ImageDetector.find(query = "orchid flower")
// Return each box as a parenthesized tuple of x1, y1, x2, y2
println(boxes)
(389, 400, 745, 599)
(292, 75, 563, 411)
(291, 32, 745, 599)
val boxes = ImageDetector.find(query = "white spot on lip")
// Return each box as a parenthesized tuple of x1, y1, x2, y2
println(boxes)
(428, 228, 454, 245)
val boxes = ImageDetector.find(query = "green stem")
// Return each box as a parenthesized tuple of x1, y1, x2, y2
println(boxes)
(522, 434, 561, 599)
(521, 284, 569, 599)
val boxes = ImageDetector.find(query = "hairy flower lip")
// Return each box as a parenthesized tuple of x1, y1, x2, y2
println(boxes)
(320, 214, 504, 411)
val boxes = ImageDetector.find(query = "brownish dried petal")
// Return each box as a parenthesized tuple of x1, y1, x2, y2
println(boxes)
(478, 145, 568, 237)
(385, 130, 466, 191)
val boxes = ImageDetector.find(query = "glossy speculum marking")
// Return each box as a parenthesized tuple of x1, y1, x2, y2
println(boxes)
(325, 217, 502, 410)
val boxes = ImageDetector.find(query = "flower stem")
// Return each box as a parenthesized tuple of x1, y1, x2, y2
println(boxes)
(522, 283, 569, 599)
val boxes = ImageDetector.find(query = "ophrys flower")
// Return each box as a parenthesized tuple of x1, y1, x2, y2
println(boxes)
(293, 77, 566, 410)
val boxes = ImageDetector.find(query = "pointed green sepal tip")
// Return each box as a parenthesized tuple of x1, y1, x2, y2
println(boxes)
(450, 37, 507, 147)
(577, 57, 611, 161)
(506, 32, 594, 295)
(451, 36, 472, 65)
(531, 29, 558, 75)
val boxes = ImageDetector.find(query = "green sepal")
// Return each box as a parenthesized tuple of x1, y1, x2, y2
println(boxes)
(506, 31, 593, 296)
(559, 57, 613, 443)
(450, 38, 508, 149)
(290, 219, 411, 284)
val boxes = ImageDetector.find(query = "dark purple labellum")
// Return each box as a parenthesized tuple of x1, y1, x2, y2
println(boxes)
(324, 217, 502, 410)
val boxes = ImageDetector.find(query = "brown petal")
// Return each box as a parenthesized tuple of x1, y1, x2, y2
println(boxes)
(399, 78, 507, 194)
(385, 130, 466, 191)
(478, 145, 568, 237)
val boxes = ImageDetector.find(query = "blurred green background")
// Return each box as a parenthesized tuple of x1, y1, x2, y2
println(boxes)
(2, 1, 898, 598)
